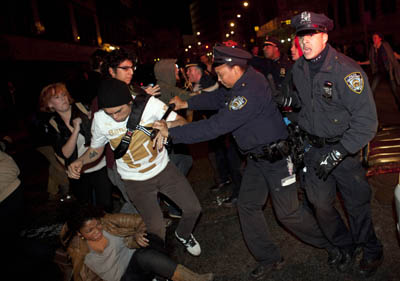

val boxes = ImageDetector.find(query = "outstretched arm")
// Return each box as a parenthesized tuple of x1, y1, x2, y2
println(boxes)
(67, 145, 105, 179)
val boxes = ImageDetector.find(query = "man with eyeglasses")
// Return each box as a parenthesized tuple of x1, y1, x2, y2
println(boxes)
(289, 11, 383, 277)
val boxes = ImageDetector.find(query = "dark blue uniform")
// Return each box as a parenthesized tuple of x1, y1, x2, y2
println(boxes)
(170, 63, 331, 266)
(291, 44, 383, 260)
(290, 11, 383, 274)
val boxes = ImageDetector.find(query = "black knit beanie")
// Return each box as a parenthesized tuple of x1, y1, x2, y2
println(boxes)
(98, 78, 133, 108)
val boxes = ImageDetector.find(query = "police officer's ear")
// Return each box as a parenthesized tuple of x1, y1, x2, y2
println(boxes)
(109, 67, 117, 78)
(322, 33, 329, 45)
(232, 65, 245, 76)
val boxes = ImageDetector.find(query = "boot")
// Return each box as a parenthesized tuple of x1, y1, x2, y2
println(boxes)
(171, 264, 214, 281)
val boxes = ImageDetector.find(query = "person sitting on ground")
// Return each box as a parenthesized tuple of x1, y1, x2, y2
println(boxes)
(60, 203, 213, 281)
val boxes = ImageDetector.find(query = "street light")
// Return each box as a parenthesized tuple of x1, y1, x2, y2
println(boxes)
(230, 22, 235, 27)
(230, 31, 235, 34)
(226, 33, 230, 38)
(243, 1, 249, 7)
(197, 42, 202, 46)
(237, 14, 241, 18)
(196, 31, 200, 36)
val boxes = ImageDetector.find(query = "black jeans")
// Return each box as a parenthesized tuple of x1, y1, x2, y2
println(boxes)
(120, 234, 176, 281)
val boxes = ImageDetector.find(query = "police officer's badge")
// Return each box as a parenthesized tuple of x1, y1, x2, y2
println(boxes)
(229, 96, 247, 110)
(300, 11, 311, 24)
(280, 67, 286, 77)
(344, 72, 364, 94)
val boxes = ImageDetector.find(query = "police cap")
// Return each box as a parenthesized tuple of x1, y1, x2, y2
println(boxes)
(185, 61, 207, 72)
(291, 11, 334, 35)
(263, 36, 282, 49)
(213, 45, 252, 67)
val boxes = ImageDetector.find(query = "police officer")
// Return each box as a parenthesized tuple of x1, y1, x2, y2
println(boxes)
(262, 36, 292, 94)
(290, 11, 383, 277)
(154, 45, 334, 279)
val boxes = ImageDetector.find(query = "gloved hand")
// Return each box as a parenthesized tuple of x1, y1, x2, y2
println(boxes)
(315, 143, 347, 180)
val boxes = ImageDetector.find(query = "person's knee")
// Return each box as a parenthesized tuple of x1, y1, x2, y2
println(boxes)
(183, 201, 202, 218)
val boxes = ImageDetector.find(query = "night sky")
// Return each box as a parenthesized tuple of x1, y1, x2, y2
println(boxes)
(142, 0, 193, 35)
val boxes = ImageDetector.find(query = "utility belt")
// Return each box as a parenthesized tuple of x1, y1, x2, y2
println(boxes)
(305, 132, 341, 148)
(248, 139, 290, 162)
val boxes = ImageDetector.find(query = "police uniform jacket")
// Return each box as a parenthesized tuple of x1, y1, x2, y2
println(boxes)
(169, 66, 288, 154)
(291, 44, 378, 154)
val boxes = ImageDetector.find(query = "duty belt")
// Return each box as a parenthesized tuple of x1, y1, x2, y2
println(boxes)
(305, 132, 341, 148)
(248, 139, 290, 162)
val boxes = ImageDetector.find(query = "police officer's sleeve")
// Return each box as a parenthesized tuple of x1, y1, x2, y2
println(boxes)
(340, 70, 378, 154)
(170, 89, 262, 144)
(186, 87, 227, 111)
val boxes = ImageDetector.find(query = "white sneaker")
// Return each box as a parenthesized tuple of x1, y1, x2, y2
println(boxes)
(175, 231, 201, 256)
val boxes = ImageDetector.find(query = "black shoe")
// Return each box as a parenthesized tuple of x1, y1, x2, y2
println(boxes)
(337, 248, 355, 273)
(222, 196, 238, 208)
(326, 247, 342, 267)
(250, 258, 285, 280)
(358, 252, 383, 278)
(210, 179, 231, 192)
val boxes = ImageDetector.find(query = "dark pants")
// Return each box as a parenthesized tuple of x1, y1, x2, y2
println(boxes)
(124, 162, 202, 241)
(371, 72, 400, 107)
(121, 234, 177, 281)
(237, 157, 331, 265)
(302, 145, 383, 259)
(210, 134, 243, 197)
(70, 166, 114, 212)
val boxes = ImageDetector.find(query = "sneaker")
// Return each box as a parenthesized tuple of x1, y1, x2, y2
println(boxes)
(222, 196, 238, 208)
(250, 258, 285, 280)
(175, 231, 201, 256)
(210, 179, 231, 192)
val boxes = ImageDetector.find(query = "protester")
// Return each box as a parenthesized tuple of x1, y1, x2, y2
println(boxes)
(39, 83, 114, 212)
(67, 79, 203, 256)
(359, 32, 400, 110)
(60, 203, 213, 281)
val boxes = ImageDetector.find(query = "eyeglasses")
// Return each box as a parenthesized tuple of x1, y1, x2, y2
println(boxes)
(117, 66, 135, 71)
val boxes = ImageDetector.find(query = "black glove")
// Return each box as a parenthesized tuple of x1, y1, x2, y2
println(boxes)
(315, 143, 347, 180)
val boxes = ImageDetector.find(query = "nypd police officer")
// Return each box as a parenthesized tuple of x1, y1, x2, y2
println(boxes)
(289, 11, 383, 277)
(153, 45, 333, 279)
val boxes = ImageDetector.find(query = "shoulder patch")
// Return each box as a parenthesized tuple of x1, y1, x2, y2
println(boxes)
(229, 96, 247, 110)
(344, 72, 364, 94)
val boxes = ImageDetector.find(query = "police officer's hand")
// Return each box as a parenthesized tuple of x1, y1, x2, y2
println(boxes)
(169, 96, 188, 110)
(315, 144, 347, 180)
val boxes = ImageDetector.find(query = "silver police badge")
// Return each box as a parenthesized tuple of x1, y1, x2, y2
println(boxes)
(229, 96, 247, 110)
(344, 72, 364, 94)
(300, 11, 311, 24)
